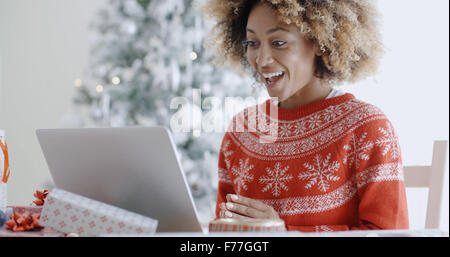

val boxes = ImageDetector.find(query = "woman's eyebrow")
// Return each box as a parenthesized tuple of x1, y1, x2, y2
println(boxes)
(246, 26, 290, 34)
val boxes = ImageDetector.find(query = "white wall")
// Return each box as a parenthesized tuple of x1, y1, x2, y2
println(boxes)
(0, 0, 448, 231)
(340, 0, 449, 231)
(0, 0, 107, 205)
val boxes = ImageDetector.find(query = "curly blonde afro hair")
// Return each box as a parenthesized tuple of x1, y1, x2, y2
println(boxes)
(201, 0, 384, 85)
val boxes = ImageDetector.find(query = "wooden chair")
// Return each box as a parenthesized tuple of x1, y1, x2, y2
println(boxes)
(403, 140, 448, 229)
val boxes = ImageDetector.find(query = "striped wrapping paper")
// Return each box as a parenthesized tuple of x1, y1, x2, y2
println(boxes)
(209, 218, 286, 232)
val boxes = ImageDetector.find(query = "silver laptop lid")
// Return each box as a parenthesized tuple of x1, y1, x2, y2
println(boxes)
(36, 126, 203, 232)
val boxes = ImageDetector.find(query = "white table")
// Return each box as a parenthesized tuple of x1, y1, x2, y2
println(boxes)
(108, 229, 448, 237)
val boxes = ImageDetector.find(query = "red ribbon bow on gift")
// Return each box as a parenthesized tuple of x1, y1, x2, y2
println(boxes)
(4, 189, 51, 232)
(5, 211, 43, 232)
(0, 138, 10, 183)
(33, 189, 50, 206)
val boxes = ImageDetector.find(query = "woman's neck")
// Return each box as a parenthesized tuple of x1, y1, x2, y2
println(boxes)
(279, 79, 332, 109)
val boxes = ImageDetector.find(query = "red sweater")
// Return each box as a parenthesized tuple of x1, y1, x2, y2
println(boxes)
(215, 93, 409, 232)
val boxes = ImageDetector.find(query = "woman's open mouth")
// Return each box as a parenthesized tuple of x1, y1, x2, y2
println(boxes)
(264, 71, 285, 89)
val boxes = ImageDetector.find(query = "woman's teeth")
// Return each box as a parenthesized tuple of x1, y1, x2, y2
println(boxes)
(263, 71, 284, 85)
(263, 71, 284, 79)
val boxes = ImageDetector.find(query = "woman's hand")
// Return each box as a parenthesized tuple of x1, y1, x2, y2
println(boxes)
(219, 194, 280, 220)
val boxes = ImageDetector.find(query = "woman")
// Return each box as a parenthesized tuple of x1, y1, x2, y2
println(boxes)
(202, 0, 409, 231)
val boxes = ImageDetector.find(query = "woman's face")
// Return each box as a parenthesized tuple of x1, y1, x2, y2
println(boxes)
(245, 3, 319, 102)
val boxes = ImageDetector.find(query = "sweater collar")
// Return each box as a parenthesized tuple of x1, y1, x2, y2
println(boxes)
(263, 93, 356, 121)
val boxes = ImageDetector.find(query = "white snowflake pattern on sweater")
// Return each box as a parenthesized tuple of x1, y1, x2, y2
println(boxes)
(343, 132, 374, 169)
(221, 140, 234, 170)
(231, 158, 254, 194)
(259, 162, 293, 197)
(298, 153, 341, 192)
(376, 122, 401, 160)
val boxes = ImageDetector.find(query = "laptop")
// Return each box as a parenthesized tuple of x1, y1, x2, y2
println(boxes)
(36, 126, 203, 233)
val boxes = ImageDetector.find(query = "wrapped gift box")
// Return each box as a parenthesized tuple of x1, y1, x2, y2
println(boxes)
(0, 206, 65, 237)
(209, 218, 286, 232)
(0, 226, 65, 237)
(11, 205, 43, 215)
(40, 188, 158, 236)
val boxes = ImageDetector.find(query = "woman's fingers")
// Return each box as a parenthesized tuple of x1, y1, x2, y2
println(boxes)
(219, 203, 228, 218)
(219, 203, 252, 219)
(225, 202, 266, 218)
(226, 194, 268, 212)
(219, 194, 281, 219)
(225, 211, 250, 220)
(222, 194, 281, 219)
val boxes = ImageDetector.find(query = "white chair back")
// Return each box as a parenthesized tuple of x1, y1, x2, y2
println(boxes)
(403, 140, 448, 229)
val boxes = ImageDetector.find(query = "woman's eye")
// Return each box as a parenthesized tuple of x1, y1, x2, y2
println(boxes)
(244, 40, 256, 48)
(243, 40, 285, 49)
(273, 41, 286, 47)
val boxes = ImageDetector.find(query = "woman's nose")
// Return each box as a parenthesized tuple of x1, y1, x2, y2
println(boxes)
(256, 46, 274, 67)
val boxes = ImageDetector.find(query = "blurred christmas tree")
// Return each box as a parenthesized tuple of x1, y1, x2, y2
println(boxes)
(72, 0, 259, 222)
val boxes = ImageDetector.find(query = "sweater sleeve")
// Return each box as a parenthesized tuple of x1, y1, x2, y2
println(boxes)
(286, 117, 409, 232)
(215, 132, 238, 219)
